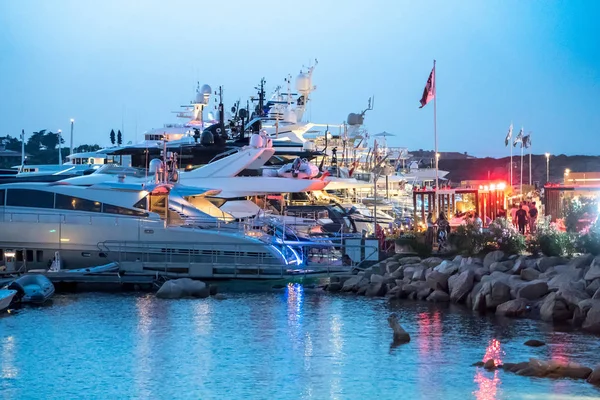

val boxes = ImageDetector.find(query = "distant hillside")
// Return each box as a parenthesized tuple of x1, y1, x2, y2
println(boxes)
(436, 154, 600, 185)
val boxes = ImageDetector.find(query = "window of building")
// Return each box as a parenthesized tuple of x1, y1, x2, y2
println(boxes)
(55, 194, 102, 212)
(26, 250, 33, 262)
(6, 189, 54, 208)
(16, 250, 23, 262)
(36, 250, 43, 262)
(103, 204, 148, 217)
(0, 189, 4, 206)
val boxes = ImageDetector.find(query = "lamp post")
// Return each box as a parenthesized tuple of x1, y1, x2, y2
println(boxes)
(57, 129, 63, 165)
(70, 119, 75, 158)
(545, 153, 550, 183)
(564, 168, 570, 185)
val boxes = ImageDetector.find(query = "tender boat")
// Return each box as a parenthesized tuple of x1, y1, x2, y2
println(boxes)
(0, 289, 17, 312)
(7, 274, 55, 304)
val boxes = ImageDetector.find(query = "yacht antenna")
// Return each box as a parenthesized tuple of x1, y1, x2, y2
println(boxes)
(217, 86, 225, 137)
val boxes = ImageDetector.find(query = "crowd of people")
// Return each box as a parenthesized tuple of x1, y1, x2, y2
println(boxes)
(510, 201, 539, 235)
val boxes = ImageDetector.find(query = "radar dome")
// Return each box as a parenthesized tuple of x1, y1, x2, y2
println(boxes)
(195, 84, 212, 105)
(200, 130, 215, 146)
(200, 84, 212, 95)
(347, 113, 364, 126)
(296, 73, 311, 92)
(149, 159, 164, 174)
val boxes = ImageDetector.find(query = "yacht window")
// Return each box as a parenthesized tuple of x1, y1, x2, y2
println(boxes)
(134, 197, 148, 210)
(7, 189, 54, 208)
(36, 250, 43, 262)
(0, 189, 4, 206)
(16, 250, 23, 262)
(56, 194, 102, 212)
(103, 204, 148, 217)
(26, 250, 33, 262)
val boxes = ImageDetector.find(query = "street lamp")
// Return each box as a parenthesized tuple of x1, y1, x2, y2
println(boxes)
(57, 129, 63, 165)
(564, 168, 570, 185)
(70, 118, 75, 158)
(545, 153, 550, 183)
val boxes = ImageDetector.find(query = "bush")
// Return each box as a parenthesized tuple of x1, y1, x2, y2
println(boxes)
(449, 220, 486, 256)
(533, 216, 577, 257)
(487, 217, 526, 255)
(579, 218, 600, 255)
(395, 232, 432, 258)
(563, 197, 599, 233)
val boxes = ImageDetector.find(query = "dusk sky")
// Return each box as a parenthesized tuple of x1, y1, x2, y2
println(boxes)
(1, 0, 598, 157)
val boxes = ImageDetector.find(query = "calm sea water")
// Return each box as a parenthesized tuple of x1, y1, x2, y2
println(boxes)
(1, 286, 600, 400)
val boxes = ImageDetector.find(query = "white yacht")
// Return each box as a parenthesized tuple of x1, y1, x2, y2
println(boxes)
(0, 181, 304, 276)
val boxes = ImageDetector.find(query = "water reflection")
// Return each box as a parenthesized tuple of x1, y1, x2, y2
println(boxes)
(1, 336, 18, 379)
(417, 310, 442, 399)
(473, 339, 504, 400)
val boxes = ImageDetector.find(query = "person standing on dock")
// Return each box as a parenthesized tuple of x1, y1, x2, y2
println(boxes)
(529, 201, 538, 234)
(516, 205, 528, 235)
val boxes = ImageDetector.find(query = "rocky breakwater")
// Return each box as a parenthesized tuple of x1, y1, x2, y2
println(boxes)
(325, 252, 600, 333)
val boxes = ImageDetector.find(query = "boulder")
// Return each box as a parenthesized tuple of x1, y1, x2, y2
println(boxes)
(157, 278, 209, 299)
(517, 280, 549, 300)
(449, 270, 475, 303)
(365, 282, 387, 297)
(524, 339, 545, 347)
(588, 366, 600, 386)
(548, 272, 585, 291)
(594, 288, 600, 300)
(421, 257, 443, 268)
(556, 285, 590, 308)
(540, 292, 573, 322)
(587, 279, 600, 296)
(490, 260, 515, 273)
(484, 251, 505, 269)
(386, 261, 401, 274)
(582, 303, 600, 333)
(520, 268, 540, 282)
(473, 267, 489, 282)
(156, 280, 184, 299)
(485, 281, 511, 309)
(341, 276, 364, 292)
(509, 257, 527, 275)
(390, 267, 404, 280)
(427, 290, 450, 302)
(416, 287, 434, 300)
(214, 293, 227, 300)
(412, 266, 427, 281)
(386, 285, 403, 299)
(398, 256, 422, 265)
(356, 285, 368, 296)
(403, 265, 419, 279)
(434, 260, 459, 276)
(426, 271, 449, 292)
(503, 361, 530, 373)
(327, 282, 343, 292)
(472, 361, 485, 367)
(570, 253, 595, 269)
(472, 282, 490, 312)
(387, 313, 410, 344)
(585, 257, 600, 281)
(370, 274, 384, 283)
(496, 298, 529, 317)
(537, 256, 568, 273)
(483, 359, 497, 370)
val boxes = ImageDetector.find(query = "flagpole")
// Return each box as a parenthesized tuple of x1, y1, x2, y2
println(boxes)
(433, 59, 438, 192)
(20, 129, 25, 170)
(520, 143, 524, 195)
(510, 142, 513, 188)
(529, 134, 532, 185)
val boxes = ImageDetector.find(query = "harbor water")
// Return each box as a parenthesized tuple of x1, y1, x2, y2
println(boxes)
(1, 286, 600, 400)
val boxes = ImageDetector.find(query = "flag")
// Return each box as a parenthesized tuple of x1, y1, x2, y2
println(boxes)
(523, 134, 531, 149)
(513, 127, 523, 147)
(504, 123, 513, 147)
(419, 66, 435, 108)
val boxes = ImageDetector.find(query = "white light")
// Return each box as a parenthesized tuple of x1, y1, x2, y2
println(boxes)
(70, 118, 75, 123)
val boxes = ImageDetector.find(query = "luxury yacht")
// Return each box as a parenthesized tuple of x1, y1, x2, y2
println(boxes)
(0, 181, 302, 274)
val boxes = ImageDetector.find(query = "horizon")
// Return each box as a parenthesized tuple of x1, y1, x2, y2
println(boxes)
(1, 1, 599, 158)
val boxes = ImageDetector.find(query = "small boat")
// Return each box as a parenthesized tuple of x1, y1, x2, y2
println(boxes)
(7, 274, 55, 305)
(277, 158, 319, 179)
(66, 262, 119, 274)
(0, 289, 17, 312)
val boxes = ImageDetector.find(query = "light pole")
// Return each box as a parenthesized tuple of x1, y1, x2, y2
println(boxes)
(57, 129, 63, 165)
(564, 168, 570, 185)
(70, 119, 75, 158)
(545, 153, 550, 183)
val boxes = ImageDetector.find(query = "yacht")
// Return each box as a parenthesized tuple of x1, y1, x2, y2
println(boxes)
(0, 181, 304, 276)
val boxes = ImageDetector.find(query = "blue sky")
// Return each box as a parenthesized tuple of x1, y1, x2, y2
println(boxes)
(0, 0, 598, 157)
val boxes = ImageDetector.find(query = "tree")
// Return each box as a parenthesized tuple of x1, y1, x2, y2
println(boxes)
(110, 129, 116, 145)
(74, 144, 102, 153)
(117, 130, 123, 146)
(40, 131, 63, 150)
(0, 135, 22, 152)
(26, 130, 46, 153)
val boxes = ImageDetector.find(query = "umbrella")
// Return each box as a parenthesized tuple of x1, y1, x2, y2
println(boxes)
(374, 131, 396, 137)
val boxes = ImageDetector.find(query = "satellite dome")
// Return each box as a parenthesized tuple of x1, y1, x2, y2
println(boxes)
(195, 84, 212, 105)
(296, 73, 311, 92)
(200, 130, 214, 146)
(347, 113, 364, 126)
(200, 84, 212, 95)
(149, 159, 164, 174)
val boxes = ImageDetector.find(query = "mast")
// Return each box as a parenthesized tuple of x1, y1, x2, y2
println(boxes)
(20, 129, 25, 169)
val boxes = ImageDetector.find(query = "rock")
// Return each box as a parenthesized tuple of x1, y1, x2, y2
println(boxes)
(390, 267, 404, 279)
(214, 293, 227, 300)
(540, 292, 573, 322)
(485, 281, 511, 309)
(403, 265, 418, 279)
(386, 285, 403, 299)
(356, 285, 368, 295)
(398, 256, 422, 265)
(558, 364, 592, 380)
(427, 290, 450, 302)
(588, 366, 600, 386)
(156, 280, 184, 299)
(157, 278, 209, 299)
(341, 276, 363, 292)
(484, 251, 505, 269)
(417, 287, 433, 300)
(490, 260, 514, 273)
(472, 282, 490, 312)
(517, 280, 549, 300)
(524, 339, 545, 347)
(587, 279, 600, 296)
(582, 303, 600, 333)
(483, 359, 497, 370)
(473, 267, 489, 282)
(426, 271, 449, 292)
(434, 260, 459, 275)
(537, 256, 568, 273)
(472, 361, 484, 367)
(387, 313, 410, 344)
(496, 299, 529, 317)
(594, 288, 600, 300)
(209, 285, 218, 296)
(556, 285, 590, 308)
(509, 257, 526, 275)
(502, 362, 529, 373)
(585, 257, 600, 281)
(520, 268, 540, 282)
(548, 272, 585, 291)
(449, 270, 475, 303)
(386, 261, 401, 274)
(327, 282, 343, 292)
(421, 257, 443, 268)
(412, 266, 427, 281)
(370, 274, 384, 283)
(569, 254, 594, 269)
(365, 282, 387, 297)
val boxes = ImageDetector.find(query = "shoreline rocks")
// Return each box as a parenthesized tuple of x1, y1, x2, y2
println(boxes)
(326, 252, 600, 335)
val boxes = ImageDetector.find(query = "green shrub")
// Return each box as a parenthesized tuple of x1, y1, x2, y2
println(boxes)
(487, 217, 526, 255)
(449, 220, 486, 256)
(563, 197, 598, 233)
(533, 216, 577, 257)
(579, 218, 600, 255)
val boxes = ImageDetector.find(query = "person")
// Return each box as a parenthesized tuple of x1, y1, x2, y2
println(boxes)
(529, 201, 538, 234)
(516, 204, 528, 235)
(510, 204, 518, 227)
(437, 212, 450, 251)
(425, 212, 434, 247)
(473, 212, 483, 233)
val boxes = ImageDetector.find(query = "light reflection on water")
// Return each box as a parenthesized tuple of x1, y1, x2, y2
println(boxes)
(1, 290, 600, 400)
